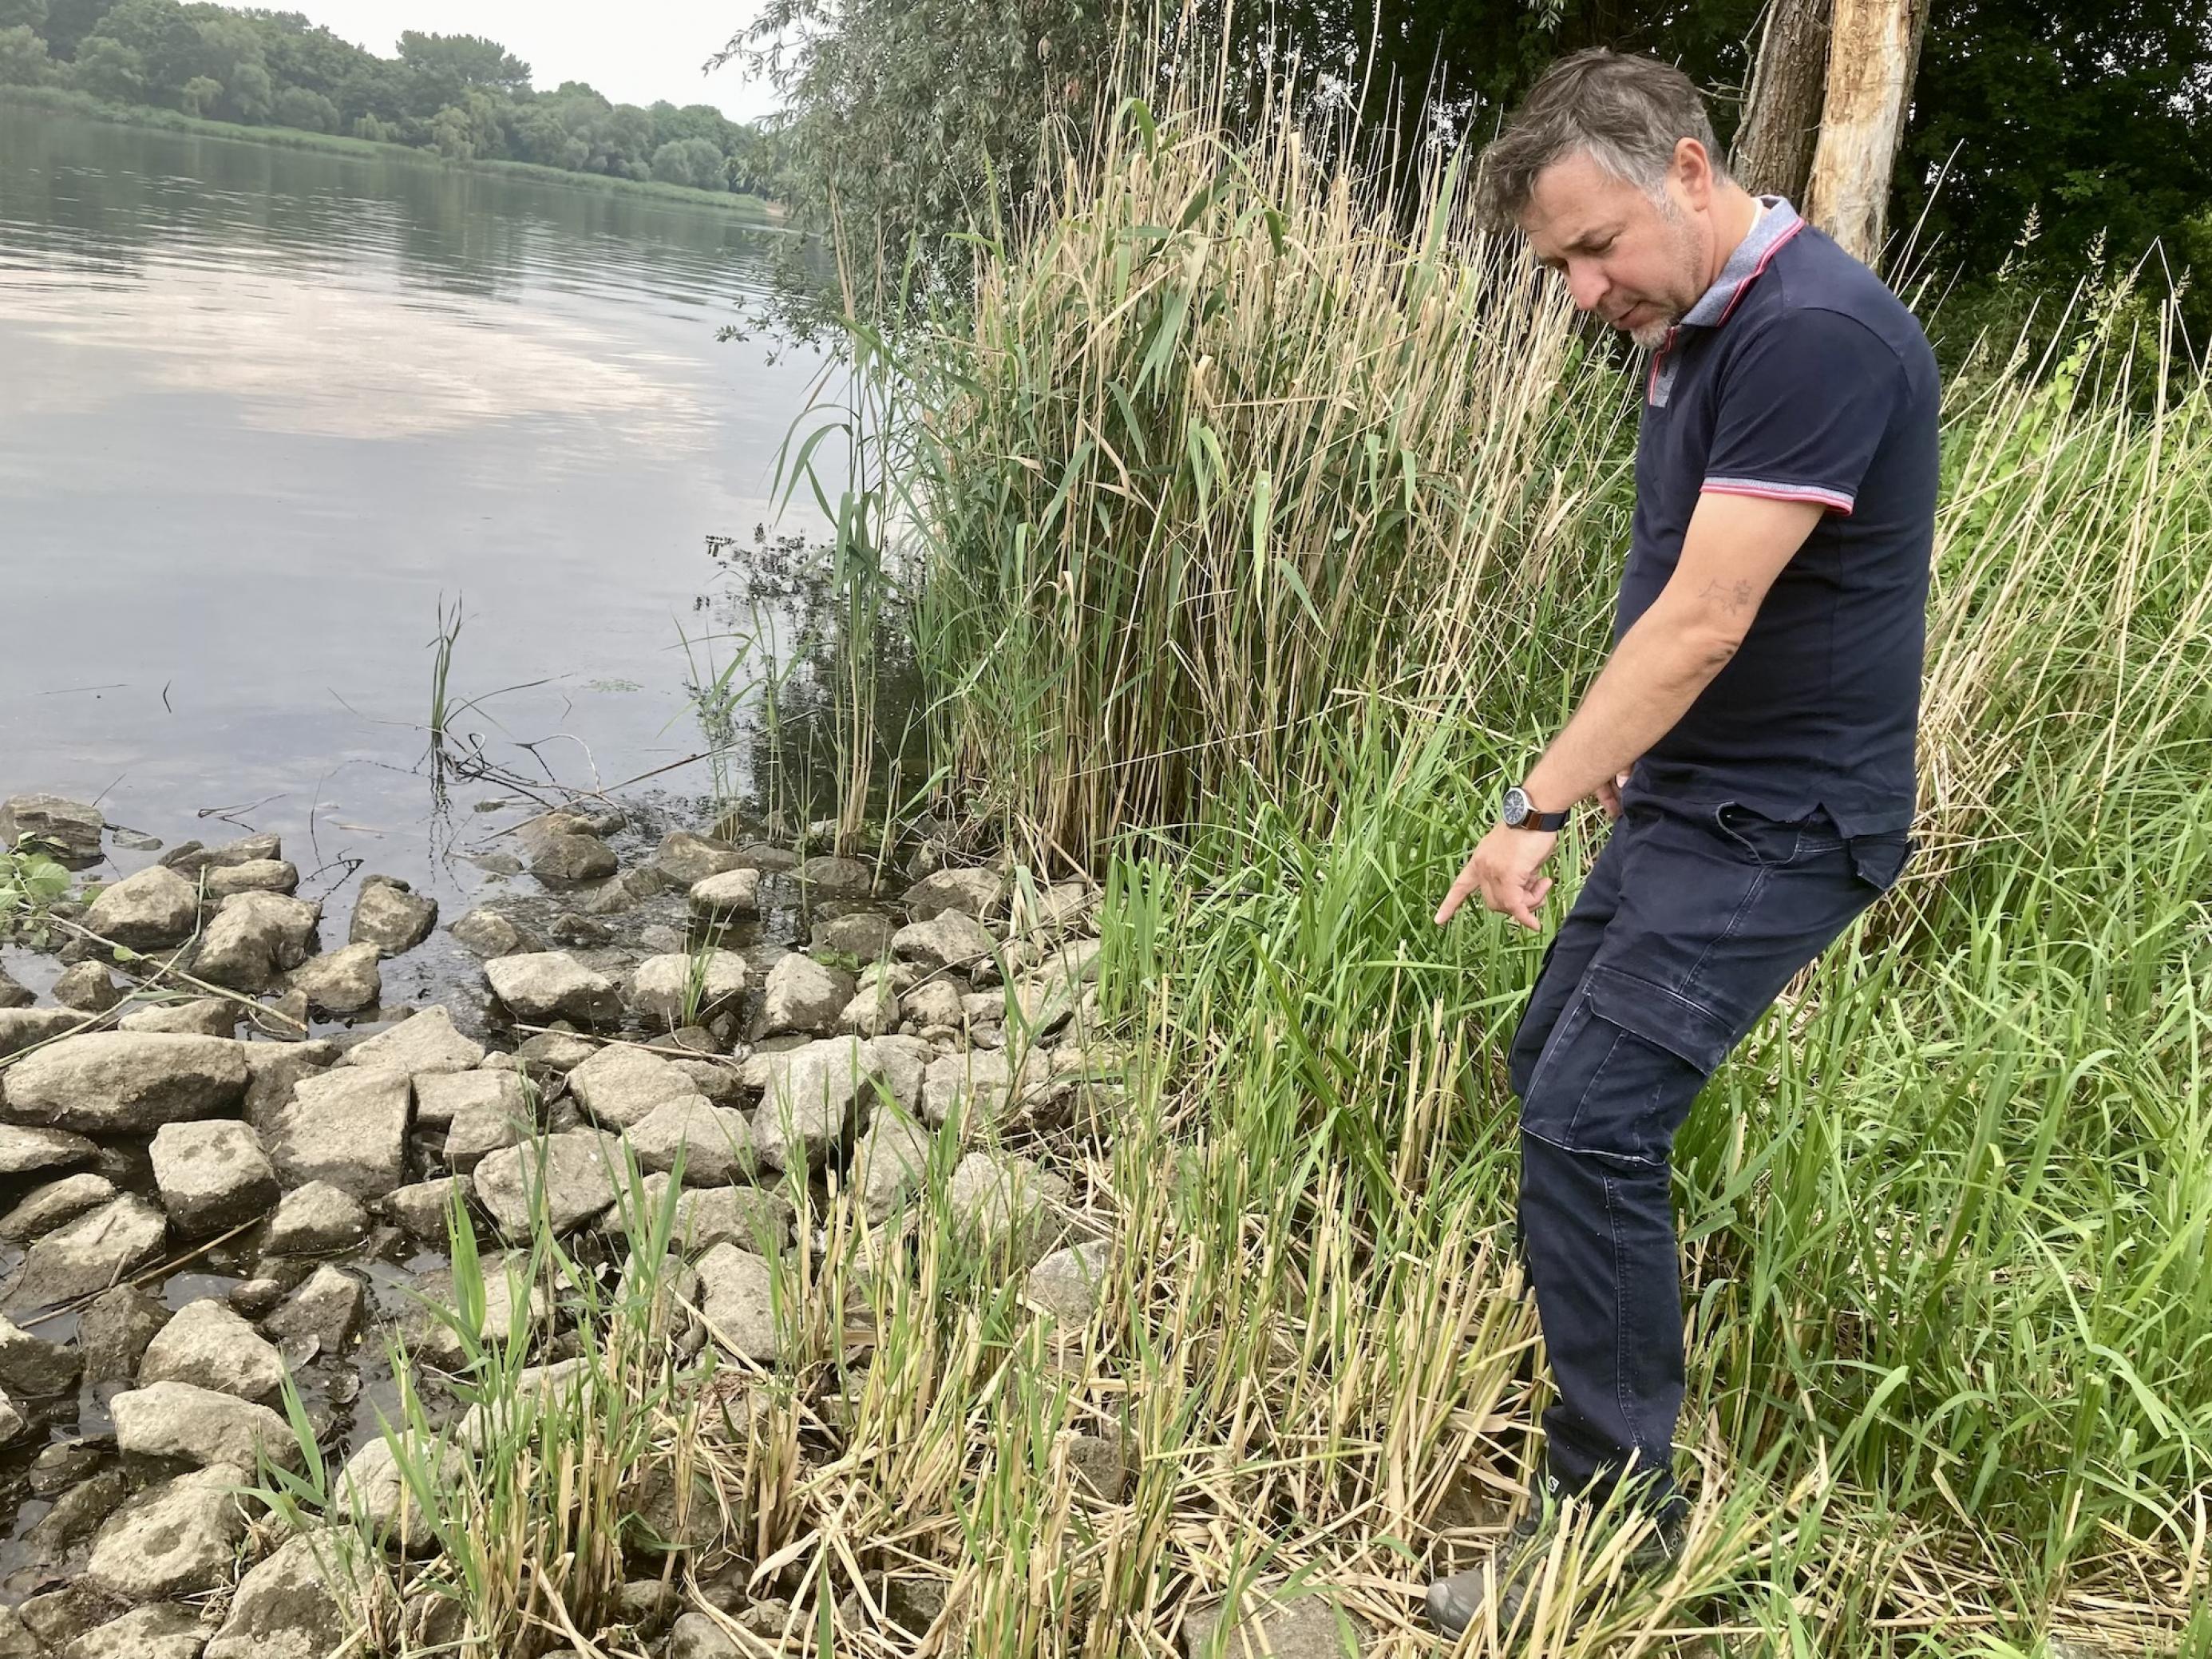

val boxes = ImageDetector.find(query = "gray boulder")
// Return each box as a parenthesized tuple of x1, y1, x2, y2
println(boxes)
(137, 1298, 285, 1402)
(812, 909, 896, 960)
(1024, 1241, 1110, 1321)
(861, 1034, 932, 1116)
(342, 1005, 482, 1076)
(626, 1095, 754, 1183)
(194, 890, 319, 992)
(566, 1043, 692, 1129)
(263, 1182, 369, 1255)
(149, 1119, 279, 1237)
(49, 963, 121, 1015)
(203, 1529, 366, 1659)
(111, 1380, 303, 1470)
(946, 1151, 1072, 1265)
(484, 952, 621, 1027)
(654, 831, 742, 885)
(0, 1031, 247, 1134)
(620, 1175, 794, 1256)
(920, 1048, 1042, 1130)
(83, 864, 199, 949)
(0, 1314, 81, 1396)
(758, 954, 855, 1038)
(693, 1243, 785, 1362)
(838, 984, 900, 1039)
(578, 864, 669, 916)
(202, 858, 299, 898)
(382, 1177, 469, 1241)
(627, 951, 749, 1027)
(243, 1042, 338, 1132)
(0, 1123, 97, 1178)
(473, 1131, 623, 1235)
(518, 816, 617, 884)
(0, 1007, 92, 1059)
(284, 943, 382, 1014)
(0, 964, 27, 1010)
(0, 1172, 114, 1239)
(0, 794, 102, 864)
(1180, 1593, 1370, 1659)
(902, 867, 1008, 921)
(119, 997, 239, 1037)
(687, 867, 761, 920)
(57, 1604, 209, 1659)
(262, 1263, 364, 1353)
(667, 1055, 746, 1106)
(668, 1611, 742, 1657)
(449, 906, 529, 957)
(348, 876, 437, 955)
(893, 910, 996, 972)
(3, 1197, 168, 1313)
(444, 1095, 525, 1173)
(751, 1037, 882, 1171)
(795, 856, 874, 898)
(850, 1110, 932, 1224)
(269, 1067, 410, 1199)
(413, 1067, 528, 1128)
(85, 1465, 251, 1601)
(404, 1254, 547, 1368)
(78, 1285, 168, 1382)
(163, 832, 280, 875)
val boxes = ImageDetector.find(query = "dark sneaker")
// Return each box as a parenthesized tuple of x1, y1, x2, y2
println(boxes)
(1423, 1504, 1552, 1638)
(1423, 1501, 1685, 1641)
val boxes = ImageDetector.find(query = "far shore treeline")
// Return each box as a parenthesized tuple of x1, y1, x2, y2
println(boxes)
(0, 0, 785, 199)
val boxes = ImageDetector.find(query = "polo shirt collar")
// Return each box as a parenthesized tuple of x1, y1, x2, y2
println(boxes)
(1679, 195, 1803, 328)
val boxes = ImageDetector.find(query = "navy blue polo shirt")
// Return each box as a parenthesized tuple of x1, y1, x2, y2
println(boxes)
(1618, 196, 1941, 838)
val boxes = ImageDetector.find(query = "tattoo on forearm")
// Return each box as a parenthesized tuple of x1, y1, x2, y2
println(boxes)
(1699, 577, 1758, 615)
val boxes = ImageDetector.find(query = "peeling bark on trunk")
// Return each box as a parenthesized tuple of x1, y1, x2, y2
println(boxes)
(1734, 0, 1834, 205)
(1803, 0, 1932, 265)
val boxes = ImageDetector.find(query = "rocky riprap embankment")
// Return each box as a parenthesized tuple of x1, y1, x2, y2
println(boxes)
(0, 791, 1122, 1656)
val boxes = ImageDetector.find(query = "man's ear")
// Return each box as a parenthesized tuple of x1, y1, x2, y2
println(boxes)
(1672, 137, 1716, 209)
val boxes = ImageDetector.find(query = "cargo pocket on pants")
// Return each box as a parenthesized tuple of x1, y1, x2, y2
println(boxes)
(1518, 966, 1738, 1165)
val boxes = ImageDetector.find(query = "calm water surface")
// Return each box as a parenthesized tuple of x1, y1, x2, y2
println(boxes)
(0, 107, 825, 933)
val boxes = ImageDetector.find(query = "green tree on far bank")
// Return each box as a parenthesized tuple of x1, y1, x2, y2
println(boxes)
(2, 0, 785, 200)
(0, 22, 48, 83)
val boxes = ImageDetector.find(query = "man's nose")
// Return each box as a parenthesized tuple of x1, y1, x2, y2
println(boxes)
(1565, 262, 1609, 314)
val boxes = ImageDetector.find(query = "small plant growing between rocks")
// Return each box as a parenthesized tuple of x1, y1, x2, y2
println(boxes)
(0, 834, 73, 948)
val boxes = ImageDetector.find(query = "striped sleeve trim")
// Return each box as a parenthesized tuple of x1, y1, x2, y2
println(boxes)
(1702, 477, 1856, 516)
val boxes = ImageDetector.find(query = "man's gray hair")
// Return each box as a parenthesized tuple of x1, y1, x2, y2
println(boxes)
(1477, 49, 1729, 230)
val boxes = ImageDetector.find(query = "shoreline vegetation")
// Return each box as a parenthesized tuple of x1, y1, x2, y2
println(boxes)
(0, 85, 785, 220)
(0, 26, 2208, 1659)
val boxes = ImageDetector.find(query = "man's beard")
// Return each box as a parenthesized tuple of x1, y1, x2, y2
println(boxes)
(1627, 196, 1701, 350)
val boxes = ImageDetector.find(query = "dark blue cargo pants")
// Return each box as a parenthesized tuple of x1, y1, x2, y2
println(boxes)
(1509, 793, 1912, 1522)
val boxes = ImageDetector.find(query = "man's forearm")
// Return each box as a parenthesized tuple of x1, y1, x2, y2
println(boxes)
(1521, 600, 1739, 813)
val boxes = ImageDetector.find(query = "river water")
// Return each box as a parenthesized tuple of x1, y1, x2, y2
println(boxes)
(0, 106, 829, 934)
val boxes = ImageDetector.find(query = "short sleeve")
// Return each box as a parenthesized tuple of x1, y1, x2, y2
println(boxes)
(1701, 307, 1903, 517)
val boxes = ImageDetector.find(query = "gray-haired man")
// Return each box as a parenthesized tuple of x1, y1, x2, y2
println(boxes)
(1427, 49, 1937, 1637)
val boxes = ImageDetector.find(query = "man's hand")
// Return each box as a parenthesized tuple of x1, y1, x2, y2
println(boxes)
(1596, 769, 1632, 821)
(1435, 822, 1560, 929)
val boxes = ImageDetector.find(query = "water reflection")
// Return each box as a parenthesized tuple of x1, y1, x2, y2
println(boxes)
(0, 107, 834, 928)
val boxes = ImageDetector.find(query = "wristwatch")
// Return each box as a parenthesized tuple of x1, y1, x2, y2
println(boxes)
(1501, 783, 1569, 832)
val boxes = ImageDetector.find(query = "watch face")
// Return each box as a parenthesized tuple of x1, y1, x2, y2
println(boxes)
(1502, 786, 1529, 826)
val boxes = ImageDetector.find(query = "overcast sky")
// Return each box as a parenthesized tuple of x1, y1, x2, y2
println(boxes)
(288, 2, 780, 122)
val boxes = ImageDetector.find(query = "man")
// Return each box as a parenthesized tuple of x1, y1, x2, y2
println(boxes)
(1426, 49, 1937, 1638)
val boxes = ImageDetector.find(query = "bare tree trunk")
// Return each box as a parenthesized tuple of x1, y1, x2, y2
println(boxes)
(1734, 0, 1834, 204)
(1803, 0, 1932, 264)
